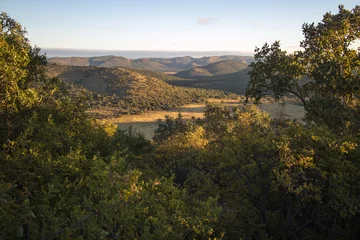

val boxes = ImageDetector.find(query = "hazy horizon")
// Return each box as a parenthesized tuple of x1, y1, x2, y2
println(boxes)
(42, 48, 254, 58)
(3, 0, 359, 53)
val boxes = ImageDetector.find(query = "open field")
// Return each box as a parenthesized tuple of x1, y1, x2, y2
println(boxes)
(259, 103, 305, 122)
(96, 98, 306, 140)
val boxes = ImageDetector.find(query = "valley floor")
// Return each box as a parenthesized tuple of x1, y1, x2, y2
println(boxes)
(95, 98, 305, 140)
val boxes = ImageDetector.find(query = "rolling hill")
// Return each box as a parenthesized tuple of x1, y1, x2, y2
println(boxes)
(174, 60, 248, 78)
(48, 55, 254, 72)
(167, 68, 251, 94)
(46, 64, 237, 117)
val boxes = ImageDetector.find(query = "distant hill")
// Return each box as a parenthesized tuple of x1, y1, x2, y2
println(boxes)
(167, 68, 251, 94)
(174, 60, 248, 78)
(46, 64, 236, 117)
(123, 68, 186, 81)
(48, 55, 254, 72)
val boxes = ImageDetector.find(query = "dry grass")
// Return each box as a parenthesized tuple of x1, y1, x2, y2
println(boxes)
(258, 103, 305, 122)
(98, 98, 240, 139)
(95, 98, 306, 140)
(98, 98, 240, 124)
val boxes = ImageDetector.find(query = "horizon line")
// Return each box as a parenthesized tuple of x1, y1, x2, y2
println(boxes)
(41, 48, 254, 53)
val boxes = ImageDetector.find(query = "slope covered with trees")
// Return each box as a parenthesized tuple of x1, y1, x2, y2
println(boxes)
(1, 5, 360, 239)
(47, 64, 236, 116)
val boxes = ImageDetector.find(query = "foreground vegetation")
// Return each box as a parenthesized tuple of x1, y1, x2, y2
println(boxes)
(1, 5, 360, 239)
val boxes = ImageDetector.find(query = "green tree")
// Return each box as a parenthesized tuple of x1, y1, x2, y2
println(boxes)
(0, 12, 46, 113)
(156, 103, 360, 239)
(0, 13, 222, 239)
(246, 5, 360, 133)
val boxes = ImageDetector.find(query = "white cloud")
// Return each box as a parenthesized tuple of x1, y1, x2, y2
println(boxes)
(197, 18, 219, 25)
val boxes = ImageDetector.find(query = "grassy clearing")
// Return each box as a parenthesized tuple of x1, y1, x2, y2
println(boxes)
(95, 98, 306, 140)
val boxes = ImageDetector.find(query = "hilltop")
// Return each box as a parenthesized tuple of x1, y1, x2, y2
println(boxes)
(174, 60, 248, 78)
(48, 55, 254, 72)
(46, 64, 236, 117)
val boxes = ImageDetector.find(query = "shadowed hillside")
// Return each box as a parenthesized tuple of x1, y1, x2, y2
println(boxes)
(168, 68, 251, 94)
(46, 64, 237, 117)
(174, 60, 248, 78)
(48, 55, 254, 72)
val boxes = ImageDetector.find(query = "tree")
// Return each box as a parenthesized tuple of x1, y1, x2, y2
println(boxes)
(246, 5, 360, 133)
(0, 13, 222, 239)
(0, 12, 47, 113)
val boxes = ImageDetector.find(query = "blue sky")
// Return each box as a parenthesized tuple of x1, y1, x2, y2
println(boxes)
(1, 0, 359, 53)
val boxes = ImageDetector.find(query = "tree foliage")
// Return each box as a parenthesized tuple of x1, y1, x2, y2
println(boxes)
(154, 104, 360, 239)
(0, 13, 221, 239)
(247, 5, 360, 133)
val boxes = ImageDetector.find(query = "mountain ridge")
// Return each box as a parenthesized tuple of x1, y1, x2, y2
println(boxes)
(48, 55, 254, 72)
(174, 60, 248, 78)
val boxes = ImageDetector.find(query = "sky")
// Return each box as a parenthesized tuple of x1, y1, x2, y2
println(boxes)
(1, 0, 359, 53)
